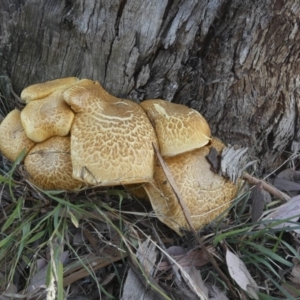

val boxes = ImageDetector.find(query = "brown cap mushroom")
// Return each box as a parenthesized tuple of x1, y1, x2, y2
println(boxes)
(140, 100, 211, 157)
(0, 109, 35, 161)
(24, 136, 83, 190)
(20, 77, 79, 103)
(143, 138, 238, 235)
(20, 89, 75, 142)
(63, 79, 158, 186)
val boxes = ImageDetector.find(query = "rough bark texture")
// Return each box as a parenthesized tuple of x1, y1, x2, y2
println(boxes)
(1, 0, 300, 172)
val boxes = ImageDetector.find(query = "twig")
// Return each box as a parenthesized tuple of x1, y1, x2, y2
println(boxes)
(242, 172, 290, 201)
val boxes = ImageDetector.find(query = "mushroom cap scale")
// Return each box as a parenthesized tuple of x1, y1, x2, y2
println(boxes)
(24, 136, 83, 190)
(20, 89, 75, 142)
(0, 109, 36, 161)
(140, 100, 211, 157)
(143, 138, 238, 235)
(20, 77, 79, 103)
(63, 79, 158, 186)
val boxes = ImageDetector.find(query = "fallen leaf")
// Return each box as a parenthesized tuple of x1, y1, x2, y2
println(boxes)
(290, 261, 300, 284)
(281, 281, 300, 297)
(164, 245, 187, 257)
(273, 178, 300, 194)
(158, 248, 211, 272)
(72, 230, 87, 246)
(181, 266, 208, 299)
(260, 195, 300, 233)
(277, 168, 300, 181)
(252, 182, 271, 222)
(208, 285, 229, 300)
(0, 283, 18, 300)
(226, 249, 258, 299)
(28, 251, 69, 292)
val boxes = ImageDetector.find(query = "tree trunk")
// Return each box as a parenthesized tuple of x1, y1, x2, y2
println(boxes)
(1, 0, 299, 173)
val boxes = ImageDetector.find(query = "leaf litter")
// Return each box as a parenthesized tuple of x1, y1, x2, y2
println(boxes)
(2, 137, 300, 298)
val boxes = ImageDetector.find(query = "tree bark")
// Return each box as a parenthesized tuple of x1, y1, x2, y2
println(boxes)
(1, 0, 299, 173)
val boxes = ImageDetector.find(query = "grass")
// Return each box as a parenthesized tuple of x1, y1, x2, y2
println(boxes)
(1, 154, 300, 300)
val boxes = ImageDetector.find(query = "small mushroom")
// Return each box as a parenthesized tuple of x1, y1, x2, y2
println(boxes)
(140, 99, 211, 157)
(20, 77, 79, 103)
(0, 109, 35, 161)
(24, 136, 83, 190)
(20, 88, 75, 142)
(63, 79, 158, 186)
(144, 138, 238, 235)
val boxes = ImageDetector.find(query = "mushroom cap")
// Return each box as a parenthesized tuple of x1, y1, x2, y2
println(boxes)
(24, 136, 83, 190)
(20, 89, 75, 142)
(63, 79, 158, 186)
(143, 138, 238, 235)
(140, 100, 211, 157)
(20, 77, 79, 103)
(0, 109, 35, 161)
(63, 79, 114, 111)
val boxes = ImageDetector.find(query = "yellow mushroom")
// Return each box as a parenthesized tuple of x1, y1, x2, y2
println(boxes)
(20, 77, 79, 103)
(140, 99, 211, 157)
(24, 136, 83, 190)
(63, 79, 158, 186)
(0, 77, 238, 235)
(20, 88, 75, 142)
(144, 138, 238, 235)
(0, 109, 35, 161)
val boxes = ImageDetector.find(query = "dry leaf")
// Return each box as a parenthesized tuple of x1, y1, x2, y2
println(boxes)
(165, 245, 187, 257)
(290, 261, 300, 284)
(273, 168, 300, 196)
(158, 248, 210, 272)
(0, 283, 18, 300)
(28, 251, 69, 292)
(72, 230, 87, 246)
(252, 183, 271, 222)
(260, 195, 300, 233)
(121, 238, 160, 300)
(277, 168, 300, 181)
(281, 281, 300, 297)
(226, 249, 258, 299)
(273, 178, 300, 194)
(208, 285, 229, 300)
(181, 266, 208, 299)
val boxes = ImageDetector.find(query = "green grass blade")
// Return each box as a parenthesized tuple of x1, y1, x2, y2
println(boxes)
(1, 197, 23, 232)
(242, 249, 280, 279)
(244, 242, 293, 267)
(27, 230, 46, 244)
(213, 226, 251, 245)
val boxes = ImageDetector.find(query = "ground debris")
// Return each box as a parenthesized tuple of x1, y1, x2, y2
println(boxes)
(226, 248, 259, 299)
(121, 237, 162, 300)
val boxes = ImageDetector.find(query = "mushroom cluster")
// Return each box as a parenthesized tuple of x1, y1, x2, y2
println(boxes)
(0, 77, 237, 234)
